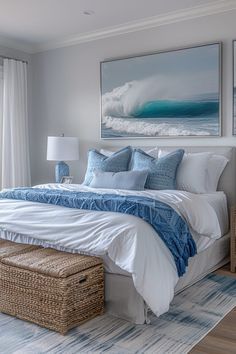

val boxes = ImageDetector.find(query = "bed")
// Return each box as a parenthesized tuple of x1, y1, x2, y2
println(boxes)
(0, 146, 234, 324)
(97, 146, 234, 323)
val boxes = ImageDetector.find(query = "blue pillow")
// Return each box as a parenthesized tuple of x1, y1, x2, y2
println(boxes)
(83, 146, 132, 185)
(90, 170, 148, 190)
(131, 149, 184, 190)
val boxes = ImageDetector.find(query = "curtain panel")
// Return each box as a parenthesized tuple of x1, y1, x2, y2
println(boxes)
(1, 59, 31, 189)
(0, 65, 3, 188)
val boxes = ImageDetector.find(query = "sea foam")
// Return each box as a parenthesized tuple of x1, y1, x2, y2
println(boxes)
(102, 116, 211, 137)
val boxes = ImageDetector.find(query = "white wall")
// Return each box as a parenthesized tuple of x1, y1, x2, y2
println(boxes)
(31, 10, 236, 185)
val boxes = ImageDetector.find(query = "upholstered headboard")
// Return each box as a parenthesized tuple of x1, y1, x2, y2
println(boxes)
(103, 146, 236, 208)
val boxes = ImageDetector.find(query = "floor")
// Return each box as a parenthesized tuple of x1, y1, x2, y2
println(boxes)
(190, 264, 236, 354)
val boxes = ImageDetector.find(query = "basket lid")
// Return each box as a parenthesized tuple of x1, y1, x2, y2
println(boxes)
(0, 239, 39, 260)
(1, 247, 103, 278)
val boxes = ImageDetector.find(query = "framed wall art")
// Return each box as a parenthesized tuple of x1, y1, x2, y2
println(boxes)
(233, 40, 236, 135)
(100, 42, 221, 139)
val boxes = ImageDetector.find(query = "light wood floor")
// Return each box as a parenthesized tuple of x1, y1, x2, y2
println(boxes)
(190, 264, 236, 354)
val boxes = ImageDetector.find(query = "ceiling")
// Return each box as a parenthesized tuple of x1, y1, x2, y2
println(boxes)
(0, 0, 235, 53)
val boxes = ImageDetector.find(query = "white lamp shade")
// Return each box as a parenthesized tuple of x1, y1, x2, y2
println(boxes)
(47, 136, 79, 161)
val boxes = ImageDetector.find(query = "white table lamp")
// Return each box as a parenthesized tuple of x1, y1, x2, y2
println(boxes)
(47, 135, 79, 183)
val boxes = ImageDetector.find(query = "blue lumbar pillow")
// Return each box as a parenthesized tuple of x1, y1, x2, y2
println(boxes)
(131, 148, 184, 190)
(90, 170, 149, 190)
(83, 146, 132, 185)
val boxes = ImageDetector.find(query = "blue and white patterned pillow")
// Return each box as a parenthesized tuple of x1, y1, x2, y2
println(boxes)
(83, 146, 132, 186)
(131, 148, 184, 190)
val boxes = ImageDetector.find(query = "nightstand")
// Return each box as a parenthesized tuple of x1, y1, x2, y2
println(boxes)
(231, 206, 236, 272)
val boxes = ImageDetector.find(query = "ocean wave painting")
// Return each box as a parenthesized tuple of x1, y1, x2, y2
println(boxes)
(234, 88, 236, 134)
(101, 43, 221, 138)
(233, 41, 236, 135)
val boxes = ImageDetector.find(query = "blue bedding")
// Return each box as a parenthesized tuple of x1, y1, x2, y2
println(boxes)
(0, 188, 197, 276)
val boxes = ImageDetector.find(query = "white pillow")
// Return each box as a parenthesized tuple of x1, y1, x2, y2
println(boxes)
(206, 155, 228, 192)
(100, 149, 115, 157)
(100, 147, 159, 158)
(158, 149, 212, 193)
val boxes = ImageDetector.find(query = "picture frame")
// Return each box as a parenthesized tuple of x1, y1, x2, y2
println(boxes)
(60, 176, 73, 184)
(233, 40, 236, 135)
(100, 42, 221, 139)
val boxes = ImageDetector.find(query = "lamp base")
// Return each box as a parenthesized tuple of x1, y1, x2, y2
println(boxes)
(55, 161, 69, 183)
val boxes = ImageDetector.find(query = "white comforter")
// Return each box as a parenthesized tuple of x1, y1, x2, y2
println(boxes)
(0, 184, 222, 317)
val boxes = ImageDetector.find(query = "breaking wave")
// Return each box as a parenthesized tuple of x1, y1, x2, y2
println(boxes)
(102, 75, 219, 119)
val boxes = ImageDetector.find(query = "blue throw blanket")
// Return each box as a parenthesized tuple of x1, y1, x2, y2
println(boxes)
(0, 188, 197, 276)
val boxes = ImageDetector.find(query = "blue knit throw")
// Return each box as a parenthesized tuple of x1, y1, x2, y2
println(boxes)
(0, 188, 197, 276)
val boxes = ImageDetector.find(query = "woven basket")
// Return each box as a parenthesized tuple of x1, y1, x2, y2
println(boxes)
(0, 239, 38, 259)
(0, 240, 104, 334)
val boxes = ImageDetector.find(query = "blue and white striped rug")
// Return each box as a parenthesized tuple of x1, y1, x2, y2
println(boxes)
(0, 273, 236, 354)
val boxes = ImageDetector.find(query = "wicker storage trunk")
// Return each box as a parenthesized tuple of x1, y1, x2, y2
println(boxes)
(0, 240, 104, 334)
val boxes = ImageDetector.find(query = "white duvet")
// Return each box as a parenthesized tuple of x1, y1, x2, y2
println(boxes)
(0, 184, 222, 317)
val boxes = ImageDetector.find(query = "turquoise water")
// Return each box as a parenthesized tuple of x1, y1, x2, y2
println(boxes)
(133, 100, 219, 118)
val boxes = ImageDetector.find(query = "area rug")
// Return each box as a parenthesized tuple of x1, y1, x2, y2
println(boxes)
(0, 273, 236, 354)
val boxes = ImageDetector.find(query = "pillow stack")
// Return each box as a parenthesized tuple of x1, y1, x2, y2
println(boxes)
(83, 146, 184, 191)
(158, 149, 228, 193)
(83, 146, 228, 192)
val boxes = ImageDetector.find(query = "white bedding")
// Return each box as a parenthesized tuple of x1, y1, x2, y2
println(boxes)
(198, 192, 228, 236)
(0, 184, 223, 317)
(192, 191, 228, 252)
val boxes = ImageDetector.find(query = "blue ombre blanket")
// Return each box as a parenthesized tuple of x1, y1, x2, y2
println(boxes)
(0, 188, 197, 276)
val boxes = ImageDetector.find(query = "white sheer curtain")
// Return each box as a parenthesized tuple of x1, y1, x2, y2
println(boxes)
(1, 59, 31, 189)
(0, 64, 3, 188)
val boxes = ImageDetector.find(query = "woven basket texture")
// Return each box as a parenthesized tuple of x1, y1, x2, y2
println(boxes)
(0, 240, 38, 260)
(0, 240, 104, 334)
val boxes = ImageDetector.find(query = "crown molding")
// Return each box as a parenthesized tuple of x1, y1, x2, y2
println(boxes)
(1, 0, 236, 54)
(32, 0, 236, 53)
(0, 36, 33, 54)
